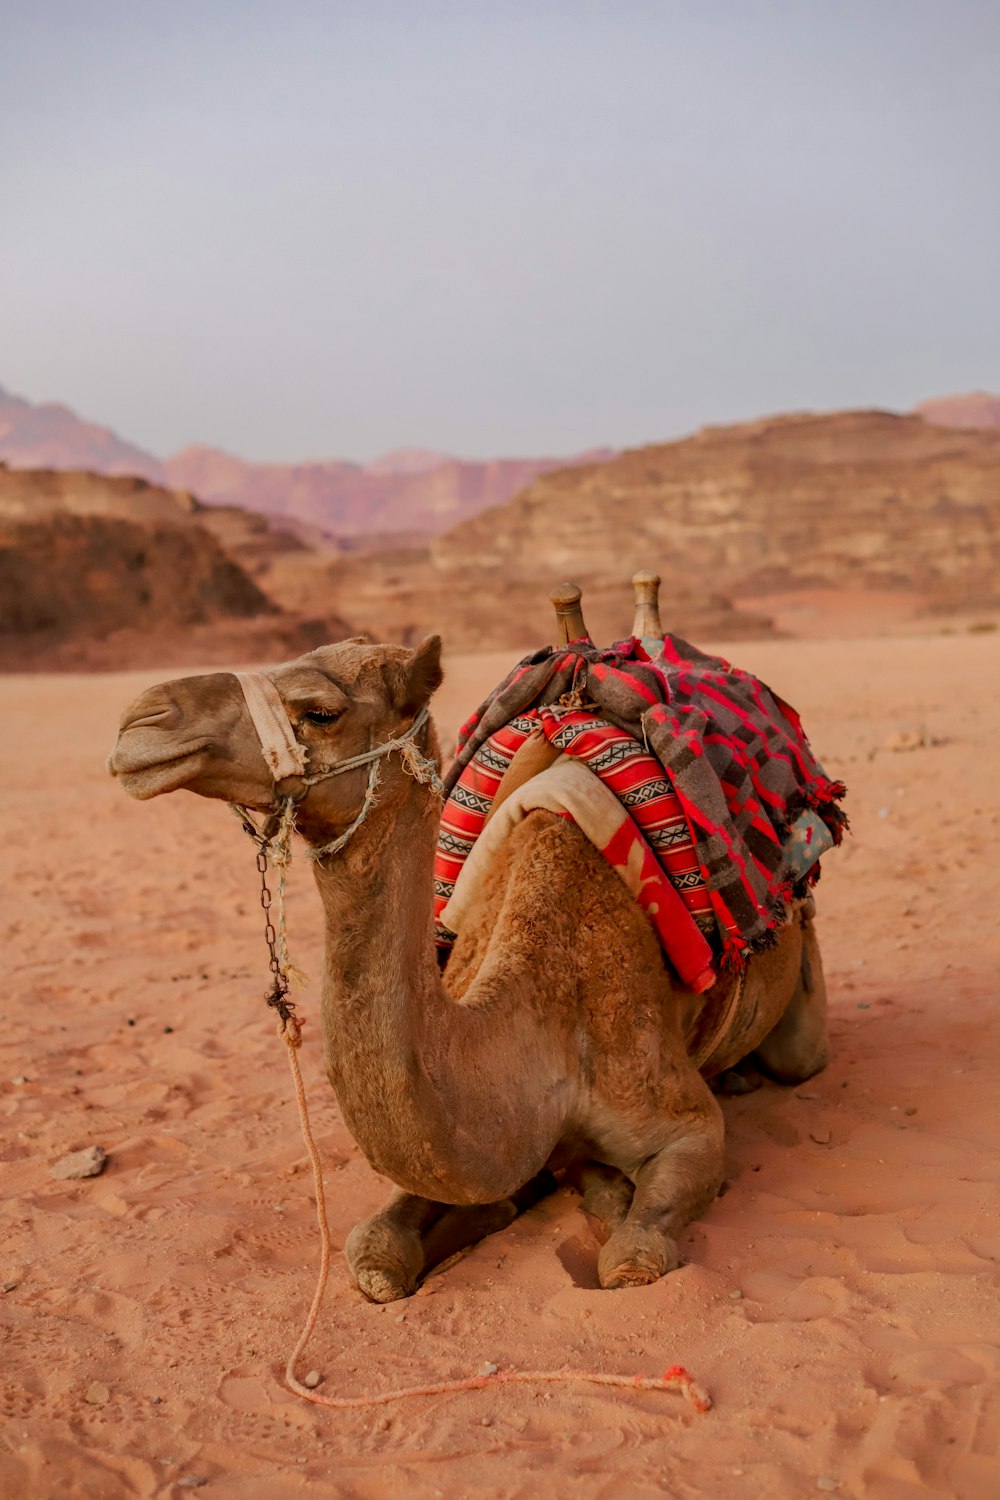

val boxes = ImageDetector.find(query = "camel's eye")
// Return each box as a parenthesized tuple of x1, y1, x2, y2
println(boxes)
(301, 708, 342, 727)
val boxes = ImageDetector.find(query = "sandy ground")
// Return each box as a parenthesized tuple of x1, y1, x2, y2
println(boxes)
(3, 629, 999, 1500)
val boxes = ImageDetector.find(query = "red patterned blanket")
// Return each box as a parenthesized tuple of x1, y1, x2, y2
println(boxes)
(435, 635, 846, 979)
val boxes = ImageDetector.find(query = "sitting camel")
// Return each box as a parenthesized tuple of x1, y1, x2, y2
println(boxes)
(108, 599, 829, 1301)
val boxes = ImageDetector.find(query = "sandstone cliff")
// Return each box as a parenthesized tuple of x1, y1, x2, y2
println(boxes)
(0, 466, 348, 669)
(431, 410, 1000, 613)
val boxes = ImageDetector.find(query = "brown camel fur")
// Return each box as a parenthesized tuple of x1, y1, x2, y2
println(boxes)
(108, 635, 829, 1300)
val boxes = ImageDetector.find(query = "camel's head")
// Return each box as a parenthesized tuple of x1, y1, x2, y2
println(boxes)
(107, 635, 444, 839)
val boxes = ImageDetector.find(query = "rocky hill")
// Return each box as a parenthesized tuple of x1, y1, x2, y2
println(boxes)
(256, 406, 1000, 651)
(0, 465, 349, 669)
(264, 539, 772, 653)
(430, 410, 1000, 614)
(1, 512, 272, 639)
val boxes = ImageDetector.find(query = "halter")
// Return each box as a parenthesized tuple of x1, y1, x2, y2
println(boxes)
(230, 670, 444, 861)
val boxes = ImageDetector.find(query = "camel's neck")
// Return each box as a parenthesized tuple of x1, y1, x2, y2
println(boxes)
(310, 770, 566, 1202)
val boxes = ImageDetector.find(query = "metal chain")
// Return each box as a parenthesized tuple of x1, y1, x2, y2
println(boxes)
(244, 818, 299, 1033)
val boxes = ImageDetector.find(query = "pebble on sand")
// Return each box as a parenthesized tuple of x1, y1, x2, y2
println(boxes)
(303, 1370, 322, 1389)
(51, 1146, 108, 1181)
(84, 1382, 110, 1406)
(477, 1361, 499, 1377)
(882, 727, 935, 753)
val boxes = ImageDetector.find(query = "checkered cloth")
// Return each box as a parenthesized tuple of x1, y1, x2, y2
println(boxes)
(440, 634, 847, 967)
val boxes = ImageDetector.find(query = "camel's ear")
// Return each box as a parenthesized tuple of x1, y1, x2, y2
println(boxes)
(399, 634, 443, 716)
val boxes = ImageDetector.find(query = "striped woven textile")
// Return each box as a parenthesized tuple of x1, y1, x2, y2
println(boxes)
(536, 707, 716, 936)
(434, 705, 719, 988)
(434, 714, 539, 941)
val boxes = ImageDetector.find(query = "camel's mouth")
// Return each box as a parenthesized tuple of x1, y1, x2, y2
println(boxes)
(107, 737, 213, 800)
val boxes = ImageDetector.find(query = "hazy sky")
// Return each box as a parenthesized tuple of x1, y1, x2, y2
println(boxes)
(2, 1, 998, 462)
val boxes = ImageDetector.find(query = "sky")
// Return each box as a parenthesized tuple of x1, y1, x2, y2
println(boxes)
(2, 0, 999, 463)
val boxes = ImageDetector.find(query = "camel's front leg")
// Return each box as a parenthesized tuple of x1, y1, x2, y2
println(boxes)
(597, 1094, 724, 1290)
(346, 1172, 556, 1303)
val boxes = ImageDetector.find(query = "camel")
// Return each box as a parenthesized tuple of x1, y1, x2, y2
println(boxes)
(108, 590, 830, 1302)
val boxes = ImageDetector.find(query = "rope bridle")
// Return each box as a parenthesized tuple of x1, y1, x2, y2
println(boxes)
(227, 671, 444, 1033)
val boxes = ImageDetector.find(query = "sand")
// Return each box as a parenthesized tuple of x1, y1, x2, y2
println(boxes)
(3, 629, 999, 1500)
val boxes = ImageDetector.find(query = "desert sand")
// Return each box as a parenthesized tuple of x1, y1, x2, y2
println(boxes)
(3, 625, 999, 1500)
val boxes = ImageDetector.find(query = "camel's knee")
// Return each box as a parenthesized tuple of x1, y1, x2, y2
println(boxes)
(754, 913, 829, 1084)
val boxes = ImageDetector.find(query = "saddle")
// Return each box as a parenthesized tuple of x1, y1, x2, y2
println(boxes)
(434, 577, 846, 992)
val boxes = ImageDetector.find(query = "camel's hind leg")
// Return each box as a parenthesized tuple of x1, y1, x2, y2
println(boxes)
(752, 903, 829, 1085)
(597, 1091, 725, 1290)
(346, 1172, 556, 1303)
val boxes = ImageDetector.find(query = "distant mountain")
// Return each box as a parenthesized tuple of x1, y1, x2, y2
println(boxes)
(364, 447, 454, 476)
(0, 382, 162, 480)
(0, 381, 614, 538)
(161, 444, 615, 538)
(914, 391, 1000, 430)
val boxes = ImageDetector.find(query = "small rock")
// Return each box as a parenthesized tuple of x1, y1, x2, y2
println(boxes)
(904, 1106, 918, 1116)
(816, 1481, 838, 1493)
(877, 807, 889, 818)
(395, 1313, 406, 1323)
(51, 1146, 108, 1181)
(883, 728, 933, 753)
(163, 1025, 174, 1034)
(477, 1361, 499, 1377)
(150, 1395, 163, 1405)
(795, 1091, 821, 1100)
(809, 1129, 832, 1146)
(11, 1075, 28, 1086)
(2, 1281, 19, 1293)
(177, 1480, 208, 1490)
(481, 1416, 493, 1426)
(728, 1289, 743, 1300)
(303, 1370, 322, 1389)
(84, 1381, 110, 1406)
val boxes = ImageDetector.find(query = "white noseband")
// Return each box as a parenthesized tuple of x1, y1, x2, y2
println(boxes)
(235, 672, 308, 784)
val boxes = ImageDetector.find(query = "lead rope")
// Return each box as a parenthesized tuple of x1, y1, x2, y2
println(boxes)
(234, 746, 712, 1417)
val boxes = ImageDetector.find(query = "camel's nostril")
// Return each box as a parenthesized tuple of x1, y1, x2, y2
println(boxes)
(123, 707, 174, 731)
(118, 690, 179, 733)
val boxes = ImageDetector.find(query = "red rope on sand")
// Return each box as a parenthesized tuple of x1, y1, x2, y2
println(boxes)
(278, 1021, 712, 1417)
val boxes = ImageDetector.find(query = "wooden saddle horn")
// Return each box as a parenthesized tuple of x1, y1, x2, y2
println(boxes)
(631, 570, 664, 647)
(549, 582, 590, 645)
